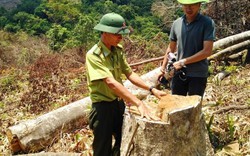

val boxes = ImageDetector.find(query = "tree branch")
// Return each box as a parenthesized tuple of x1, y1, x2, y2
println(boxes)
(212, 105, 250, 114)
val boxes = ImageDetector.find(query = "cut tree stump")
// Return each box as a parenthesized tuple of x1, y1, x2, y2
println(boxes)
(121, 95, 214, 156)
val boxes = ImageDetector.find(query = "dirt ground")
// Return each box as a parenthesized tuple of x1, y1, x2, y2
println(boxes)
(202, 64, 250, 155)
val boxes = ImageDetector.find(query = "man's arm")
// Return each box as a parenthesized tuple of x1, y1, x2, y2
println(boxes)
(103, 77, 159, 120)
(125, 72, 167, 99)
(103, 77, 141, 106)
(173, 40, 213, 70)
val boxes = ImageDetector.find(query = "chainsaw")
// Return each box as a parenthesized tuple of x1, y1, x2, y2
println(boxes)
(159, 53, 188, 88)
(158, 53, 176, 88)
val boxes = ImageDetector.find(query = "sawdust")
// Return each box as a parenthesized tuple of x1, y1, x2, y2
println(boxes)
(154, 95, 201, 122)
(158, 94, 201, 113)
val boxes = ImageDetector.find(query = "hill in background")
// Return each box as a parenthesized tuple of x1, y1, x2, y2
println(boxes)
(0, 0, 20, 10)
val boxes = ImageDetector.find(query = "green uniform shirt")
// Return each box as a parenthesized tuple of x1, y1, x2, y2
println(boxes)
(86, 41, 132, 103)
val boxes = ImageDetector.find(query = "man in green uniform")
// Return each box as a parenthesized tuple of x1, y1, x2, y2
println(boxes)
(86, 13, 166, 156)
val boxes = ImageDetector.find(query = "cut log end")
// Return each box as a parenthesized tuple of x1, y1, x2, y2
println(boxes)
(6, 131, 22, 153)
(7, 98, 92, 153)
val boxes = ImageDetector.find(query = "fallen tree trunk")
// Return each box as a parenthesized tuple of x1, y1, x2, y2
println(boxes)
(7, 97, 92, 153)
(213, 30, 250, 52)
(7, 68, 161, 153)
(208, 40, 250, 60)
(121, 95, 214, 156)
(124, 67, 161, 99)
(212, 71, 230, 82)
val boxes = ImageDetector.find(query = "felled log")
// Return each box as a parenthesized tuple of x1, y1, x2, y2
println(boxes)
(121, 95, 214, 156)
(124, 67, 161, 99)
(7, 68, 161, 153)
(208, 40, 250, 60)
(212, 30, 250, 52)
(6, 97, 92, 153)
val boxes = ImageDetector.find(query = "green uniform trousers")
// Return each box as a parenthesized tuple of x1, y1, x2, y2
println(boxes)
(89, 99, 125, 156)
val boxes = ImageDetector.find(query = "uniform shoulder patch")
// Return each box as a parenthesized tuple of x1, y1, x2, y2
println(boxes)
(88, 44, 101, 55)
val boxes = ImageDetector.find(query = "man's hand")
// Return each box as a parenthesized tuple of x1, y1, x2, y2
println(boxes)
(151, 88, 167, 99)
(137, 101, 160, 121)
(173, 59, 186, 70)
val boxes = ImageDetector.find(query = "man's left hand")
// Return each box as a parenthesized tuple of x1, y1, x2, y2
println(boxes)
(151, 88, 167, 99)
(173, 59, 186, 70)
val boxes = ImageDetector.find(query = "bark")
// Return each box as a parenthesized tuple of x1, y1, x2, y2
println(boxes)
(124, 67, 162, 99)
(212, 71, 230, 82)
(7, 68, 162, 153)
(208, 40, 250, 60)
(121, 95, 214, 156)
(228, 50, 247, 60)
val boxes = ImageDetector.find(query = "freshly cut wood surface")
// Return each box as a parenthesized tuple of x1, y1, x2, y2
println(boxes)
(158, 94, 201, 113)
(127, 94, 201, 122)
(157, 95, 201, 122)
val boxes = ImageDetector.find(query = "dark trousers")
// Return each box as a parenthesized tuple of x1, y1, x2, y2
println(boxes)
(89, 99, 125, 156)
(171, 73, 207, 97)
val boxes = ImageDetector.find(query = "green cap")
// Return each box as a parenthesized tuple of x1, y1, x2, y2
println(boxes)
(94, 13, 130, 35)
(177, 0, 209, 4)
